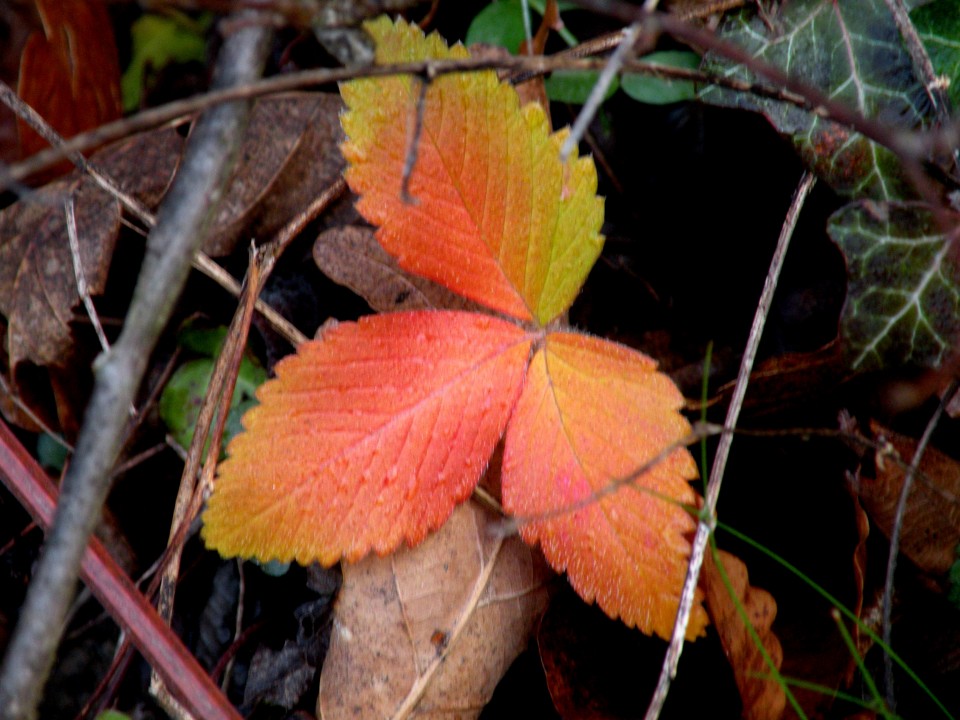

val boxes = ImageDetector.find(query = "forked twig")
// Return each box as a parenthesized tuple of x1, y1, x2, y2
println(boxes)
(644, 170, 817, 720)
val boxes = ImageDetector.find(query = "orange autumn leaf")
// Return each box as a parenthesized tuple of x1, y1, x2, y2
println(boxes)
(502, 332, 706, 638)
(18, 0, 122, 164)
(340, 16, 604, 325)
(204, 16, 706, 639)
(202, 312, 532, 564)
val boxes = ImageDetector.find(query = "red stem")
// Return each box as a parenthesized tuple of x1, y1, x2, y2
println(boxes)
(0, 420, 241, 720)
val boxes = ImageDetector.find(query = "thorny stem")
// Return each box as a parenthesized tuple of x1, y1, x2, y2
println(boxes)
(644, 171, 817, 720)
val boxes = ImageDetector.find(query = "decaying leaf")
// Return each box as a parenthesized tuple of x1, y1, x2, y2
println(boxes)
(204, 93, 345, 257)
(318, 500, 552, 719)
(860, 421, 960, 581)
(313, 225, 479, 313)
(0, 125, 183, 430)
(17, 0, 122, 166)
(701, 548, 785, 720)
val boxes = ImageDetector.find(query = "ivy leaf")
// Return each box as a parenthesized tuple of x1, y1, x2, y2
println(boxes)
(700, 0, 933, 199)
(912, 0, 960, 110)
(829, 201, 960, 370)
(202, 312, 532, 565)
(340, 16, 604, 325)
(502, 332, 705, 638)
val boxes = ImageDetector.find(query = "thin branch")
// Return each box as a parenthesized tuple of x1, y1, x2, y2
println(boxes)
(0, 11, 273, 720)
(0, 419, 241, 720)
(559, 21, 642, 162)
(881, 378, 958, 712)
(400, 77, 430, 205)
(884, 0, 951, 125)
(644, 170, 817, 720)
(65, 195, 110, 353)
(0, 79, 310, 347)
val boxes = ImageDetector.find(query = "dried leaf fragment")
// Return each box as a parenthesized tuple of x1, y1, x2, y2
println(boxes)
(701, 548, 785, 720)
(318, 501, 552, 720)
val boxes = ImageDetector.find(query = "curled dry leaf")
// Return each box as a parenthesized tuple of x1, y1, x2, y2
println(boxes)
(318, 500, 553, 720)
(204, 93, 345, 257)
(860, 421, 960, 581)
(313, 225, 481, 313)
(701, 548, 784, 720)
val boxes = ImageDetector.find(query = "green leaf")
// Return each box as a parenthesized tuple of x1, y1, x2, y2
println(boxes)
(465, 0, 578, 52)
(121, 12, 210, 112)
(466, 0, 531, 53)
(912, 0, 960, 110)
(699, 0, 934, 200)
(622, 51, 700, 105)
(829, 201, 960, 370)
(158, 327, 266, 452)
(545, 70, 618, 104)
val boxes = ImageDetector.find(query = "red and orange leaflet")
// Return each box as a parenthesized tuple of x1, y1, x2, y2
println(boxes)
(202, 16, 707, 639)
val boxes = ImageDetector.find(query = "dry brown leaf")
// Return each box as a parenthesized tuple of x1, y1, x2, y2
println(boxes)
(860, 421, 960, 580)
(203, 92, 345, 257)
(701, 548, 785, 720)
(0, 126, 182, 431)
(0, 126, 182, 367)
(318, 500, 553, 720)
(712, 341, 849, 417)
(313, 225, 482, 313)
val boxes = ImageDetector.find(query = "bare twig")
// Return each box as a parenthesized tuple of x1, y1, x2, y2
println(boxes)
(0, 11, 272, 719)
(881, 378, 958, 712)
(400, 77, 430, 205)
(65, 196, 110, 353)
(0, 420, 241, 720)
(559, 21, 643, 162)
(0, 79, 308, 347)
(884, 0, 951, 125)
(644, 170, 817, 720)
(150, 245, 263, 716)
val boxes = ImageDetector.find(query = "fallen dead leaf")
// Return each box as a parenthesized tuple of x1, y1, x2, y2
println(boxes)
(204, 92, 345, 256)
(0, 125, 182, 432)
(701, 548, 785, 720)
(313, 225, 481, 313)
(860, 421, 960, 581)
(318, 500, 553, 720)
